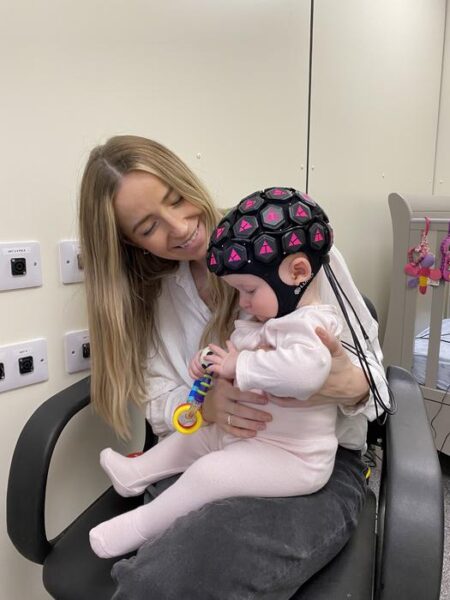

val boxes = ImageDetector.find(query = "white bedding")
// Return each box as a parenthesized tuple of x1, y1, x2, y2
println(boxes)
(412, 318, 450, 391)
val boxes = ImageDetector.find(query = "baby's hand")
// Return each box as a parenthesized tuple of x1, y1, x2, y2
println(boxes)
(206, 341, 239, 380)
(188, 351, 205, 380)
(257, 343, 273, 351)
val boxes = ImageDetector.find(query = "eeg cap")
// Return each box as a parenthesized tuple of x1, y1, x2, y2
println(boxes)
(206, 187, 333, 317)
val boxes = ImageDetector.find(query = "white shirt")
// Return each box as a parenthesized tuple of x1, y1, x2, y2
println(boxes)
(145, 247, 389, 450)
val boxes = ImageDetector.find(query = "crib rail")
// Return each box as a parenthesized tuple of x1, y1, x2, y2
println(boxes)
(384, 193, 450, 419)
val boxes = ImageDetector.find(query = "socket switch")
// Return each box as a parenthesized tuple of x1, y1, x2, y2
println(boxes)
(0, 339, 48, 393)
(0, 242, 42, 291)
(59, 240, 84, 284)
(64, 330, 90, 373)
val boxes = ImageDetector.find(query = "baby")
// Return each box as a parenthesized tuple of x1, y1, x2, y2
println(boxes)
(89, 187, 344, 559)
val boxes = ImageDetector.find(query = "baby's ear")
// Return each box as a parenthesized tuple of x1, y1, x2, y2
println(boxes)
(290, 255, 312, 283)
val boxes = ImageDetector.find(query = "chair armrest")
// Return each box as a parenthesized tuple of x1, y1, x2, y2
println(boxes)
(7, 377, 91, 564)
(377, 366, 444, 600)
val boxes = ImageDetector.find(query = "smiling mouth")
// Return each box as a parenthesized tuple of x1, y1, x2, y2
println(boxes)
(176, 225, 199, 249)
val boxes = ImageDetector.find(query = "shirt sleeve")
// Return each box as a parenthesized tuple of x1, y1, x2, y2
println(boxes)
(146, 380, 191, 438)
(339, 333, 390, 422)
(142, 267, 207, 438)
(144, 349, 190, 437)
(320, 247, 390, 422)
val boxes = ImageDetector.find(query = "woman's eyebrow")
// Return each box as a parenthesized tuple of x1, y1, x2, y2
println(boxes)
(131, 187, 173, 233)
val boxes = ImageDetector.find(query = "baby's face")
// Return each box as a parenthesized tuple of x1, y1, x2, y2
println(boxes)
(222, 274, 278, 321)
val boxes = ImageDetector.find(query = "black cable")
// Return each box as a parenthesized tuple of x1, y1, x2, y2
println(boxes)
(439, 428, 450, 454)
(322, 260, 396, 424)
(428, 384, 450, 450)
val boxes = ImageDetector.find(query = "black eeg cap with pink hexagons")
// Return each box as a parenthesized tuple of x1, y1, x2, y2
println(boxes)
(206, 186, 396, 424)
(206, 187, 333, 318)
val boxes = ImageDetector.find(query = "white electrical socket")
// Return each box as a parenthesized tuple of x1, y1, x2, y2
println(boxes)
(59, 240, 84, 284)
(0, 339, 48, 393)
(64, 330, 90, 374)
(0, 242, 42, 291)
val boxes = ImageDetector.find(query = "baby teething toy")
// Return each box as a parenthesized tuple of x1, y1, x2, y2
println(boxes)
(172, 375, 213, 434)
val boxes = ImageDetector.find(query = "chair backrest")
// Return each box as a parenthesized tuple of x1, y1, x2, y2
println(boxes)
(144, 419, 158, 451)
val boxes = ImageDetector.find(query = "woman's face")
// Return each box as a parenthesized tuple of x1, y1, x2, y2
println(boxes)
(114, 171, 208, 263)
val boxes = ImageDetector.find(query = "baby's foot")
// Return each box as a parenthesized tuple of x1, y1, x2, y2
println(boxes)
(89, 514, 147, 558)
(100, 448, 149, 497)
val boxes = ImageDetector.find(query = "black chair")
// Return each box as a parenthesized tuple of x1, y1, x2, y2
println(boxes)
(7, 316, 444, 599)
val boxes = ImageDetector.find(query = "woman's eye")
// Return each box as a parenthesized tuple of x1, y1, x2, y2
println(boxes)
(142, 223, 156, 236)
(172, 196, 184, 206)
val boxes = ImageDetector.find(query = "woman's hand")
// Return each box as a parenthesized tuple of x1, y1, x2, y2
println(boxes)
(269, 327, 370, 409)
(202, 377, 272, 438)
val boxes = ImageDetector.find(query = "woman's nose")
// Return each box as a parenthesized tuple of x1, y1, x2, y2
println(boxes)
(166, 215, 189, 238)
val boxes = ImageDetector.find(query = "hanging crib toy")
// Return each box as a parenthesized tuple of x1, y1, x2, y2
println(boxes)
(440, 222, 450, 283)
(404, 217, 441, 294)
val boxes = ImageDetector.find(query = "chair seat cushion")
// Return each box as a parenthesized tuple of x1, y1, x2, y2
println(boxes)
(290, 489, 376, 599)
(43, 488, 142, 600)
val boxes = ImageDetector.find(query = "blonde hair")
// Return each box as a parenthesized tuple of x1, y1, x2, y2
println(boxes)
(79, 135, 238, 439)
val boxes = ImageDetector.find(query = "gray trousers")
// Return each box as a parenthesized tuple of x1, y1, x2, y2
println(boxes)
(111, 446, 367, 600)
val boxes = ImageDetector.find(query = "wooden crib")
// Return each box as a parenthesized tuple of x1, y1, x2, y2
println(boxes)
(383, 192, 450, 454)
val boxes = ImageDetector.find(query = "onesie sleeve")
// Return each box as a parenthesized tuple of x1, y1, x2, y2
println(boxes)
(235, 309, 340, 401)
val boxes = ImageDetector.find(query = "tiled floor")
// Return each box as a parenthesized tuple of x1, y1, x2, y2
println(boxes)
(366, 448, 449, 599)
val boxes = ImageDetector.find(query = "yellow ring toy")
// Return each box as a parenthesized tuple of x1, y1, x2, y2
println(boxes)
(173, 403, 203, 434)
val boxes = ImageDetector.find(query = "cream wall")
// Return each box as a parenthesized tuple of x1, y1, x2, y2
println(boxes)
(435, 0, 450, 195)
(1, 1, 447, 599)
(1, 2, 311, 599)
(309, 0, 446, 329)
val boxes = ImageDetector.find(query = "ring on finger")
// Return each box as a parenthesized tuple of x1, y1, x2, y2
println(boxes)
(227, 414, 232, 426)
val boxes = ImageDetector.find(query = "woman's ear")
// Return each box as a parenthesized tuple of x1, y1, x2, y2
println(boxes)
(290, 255, 312, 284)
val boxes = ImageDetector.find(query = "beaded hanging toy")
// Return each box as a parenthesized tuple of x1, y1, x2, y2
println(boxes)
(440, 223, 450, 283)
(404, 217, 441, 294)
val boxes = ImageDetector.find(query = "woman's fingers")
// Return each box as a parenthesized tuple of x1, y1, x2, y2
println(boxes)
(202, 377, 273, 435)
(268, 395, 303, 408)
(231, 402, 272, 424)
(223, 385, 266, 404)
(222, 423, 258, 438)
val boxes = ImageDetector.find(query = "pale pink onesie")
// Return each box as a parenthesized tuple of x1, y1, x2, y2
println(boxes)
(90, 304, 343, 558)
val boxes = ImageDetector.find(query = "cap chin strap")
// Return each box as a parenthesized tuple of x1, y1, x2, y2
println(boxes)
(258, 254, 322, 318)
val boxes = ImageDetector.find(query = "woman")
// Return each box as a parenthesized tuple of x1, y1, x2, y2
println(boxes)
(79, 135, 388, 599)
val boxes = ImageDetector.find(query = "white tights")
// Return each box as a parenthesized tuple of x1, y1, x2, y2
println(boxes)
(89, 424, 336, 558)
